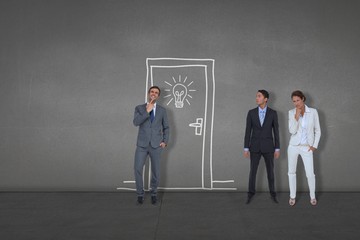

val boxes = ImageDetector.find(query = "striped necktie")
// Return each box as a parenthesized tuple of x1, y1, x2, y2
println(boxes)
(260, 110, 265, 126)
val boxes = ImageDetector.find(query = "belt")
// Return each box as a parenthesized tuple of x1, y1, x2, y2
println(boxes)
(298, 144, 310, 147)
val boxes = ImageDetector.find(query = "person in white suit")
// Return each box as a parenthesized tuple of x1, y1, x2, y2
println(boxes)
(287, 90, 321, 206)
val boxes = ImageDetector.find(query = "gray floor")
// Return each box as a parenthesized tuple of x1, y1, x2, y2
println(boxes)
(0, 192, 359, 240)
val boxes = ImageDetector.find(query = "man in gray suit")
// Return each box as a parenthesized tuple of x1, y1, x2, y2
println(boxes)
(133, 86, 169, 205)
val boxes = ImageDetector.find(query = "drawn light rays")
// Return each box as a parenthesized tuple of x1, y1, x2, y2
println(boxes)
(163, 75, 196, 108)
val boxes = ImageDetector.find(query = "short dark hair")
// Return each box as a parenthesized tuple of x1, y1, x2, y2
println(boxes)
(291, 90, 306, 102)
(148, 86, 161, 96)
(258, 89, 269, 99)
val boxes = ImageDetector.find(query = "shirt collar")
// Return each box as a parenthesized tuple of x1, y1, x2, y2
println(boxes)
(258, 105, 267, 113)
(304, 105, 310, 113)
(147, 102, 157, 109)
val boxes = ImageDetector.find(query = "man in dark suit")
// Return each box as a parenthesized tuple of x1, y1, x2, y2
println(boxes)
(133, 86, 169, 205)
(244, 90, 280, 204)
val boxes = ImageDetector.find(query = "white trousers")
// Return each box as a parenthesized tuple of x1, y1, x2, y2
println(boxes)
(287, 145, 316, 199)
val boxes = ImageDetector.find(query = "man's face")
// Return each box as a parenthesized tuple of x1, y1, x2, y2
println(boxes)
(256, 92, 267, 105)
(148, 88, 160, 102)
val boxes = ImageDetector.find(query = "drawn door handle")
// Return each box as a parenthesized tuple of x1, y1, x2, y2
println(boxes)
(189, 118, 203, 136)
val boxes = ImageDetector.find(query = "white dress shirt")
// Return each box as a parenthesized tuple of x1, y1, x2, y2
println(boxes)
(147, 102, 157, 116)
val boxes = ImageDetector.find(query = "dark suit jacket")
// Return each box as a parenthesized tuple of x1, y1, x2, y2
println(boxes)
(244, 107, 280, 153)
(133, 103, 170, 148)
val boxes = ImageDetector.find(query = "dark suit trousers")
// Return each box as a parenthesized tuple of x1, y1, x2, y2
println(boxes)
(248, 152, 276, 197)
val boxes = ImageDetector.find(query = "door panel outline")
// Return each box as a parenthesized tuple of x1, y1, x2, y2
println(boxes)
(117, 58, 236, 191)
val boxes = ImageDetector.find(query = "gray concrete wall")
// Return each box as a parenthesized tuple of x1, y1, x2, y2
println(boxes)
(0, 0, 359, 191)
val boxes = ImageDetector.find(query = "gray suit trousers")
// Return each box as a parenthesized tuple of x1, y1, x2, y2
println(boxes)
(134, 145, 162, 197)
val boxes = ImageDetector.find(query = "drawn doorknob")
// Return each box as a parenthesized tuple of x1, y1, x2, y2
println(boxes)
(189, 118, 203, 136)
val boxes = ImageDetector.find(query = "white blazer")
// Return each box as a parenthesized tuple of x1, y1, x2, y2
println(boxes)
(288, 105, 321, 149)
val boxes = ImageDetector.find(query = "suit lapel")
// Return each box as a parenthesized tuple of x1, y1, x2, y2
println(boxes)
(254, 108, 262, 127)
(305, 109, 312, 130)
(255, 107, 270, 128)
(303, 105, 311, 131)
(152, 105, 161, 124)
(262, 108, 270, 127)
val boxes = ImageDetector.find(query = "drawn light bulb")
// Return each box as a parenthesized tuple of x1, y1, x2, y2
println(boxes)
(172, 83, 188, 108)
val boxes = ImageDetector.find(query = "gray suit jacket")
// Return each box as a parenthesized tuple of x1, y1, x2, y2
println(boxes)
(133, 103, 170, 148)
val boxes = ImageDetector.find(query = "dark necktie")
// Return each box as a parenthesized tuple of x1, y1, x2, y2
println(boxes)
(150, 110, 154, 122)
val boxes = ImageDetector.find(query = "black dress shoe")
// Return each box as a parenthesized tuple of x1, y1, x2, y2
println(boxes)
(271, 196, 279, 204)
(151, 196, 157, 205)
(246, 195, 254, 204)
(137, 196, 144, 205)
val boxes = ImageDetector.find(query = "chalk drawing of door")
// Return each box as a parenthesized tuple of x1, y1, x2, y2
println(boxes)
(145, 58, 233, 190)
(117, 58, 236, 191)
